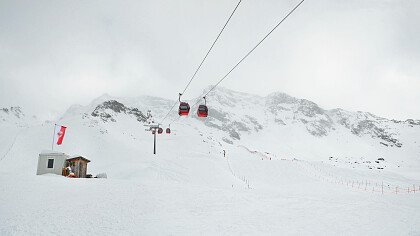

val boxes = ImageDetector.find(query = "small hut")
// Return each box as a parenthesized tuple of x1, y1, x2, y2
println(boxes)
(66, 156, 91, 178)
(37, 151, 70, 175)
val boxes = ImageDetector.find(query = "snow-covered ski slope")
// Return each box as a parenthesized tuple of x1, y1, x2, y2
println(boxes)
(1, 87, 420, 235)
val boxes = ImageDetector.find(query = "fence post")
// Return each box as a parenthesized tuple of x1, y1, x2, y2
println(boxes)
(381, 181, 384, 195)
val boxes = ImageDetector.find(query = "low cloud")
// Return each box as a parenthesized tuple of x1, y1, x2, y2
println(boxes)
(0, 0, 419, 120)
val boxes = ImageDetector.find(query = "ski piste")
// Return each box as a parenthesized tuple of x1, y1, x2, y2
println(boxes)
(1, 87, 419, 235)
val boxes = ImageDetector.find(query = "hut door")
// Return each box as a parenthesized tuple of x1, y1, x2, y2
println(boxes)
(78, 161, 82, 178)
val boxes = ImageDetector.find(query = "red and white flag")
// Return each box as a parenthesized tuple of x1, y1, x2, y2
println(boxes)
(54, 125, 67, 145)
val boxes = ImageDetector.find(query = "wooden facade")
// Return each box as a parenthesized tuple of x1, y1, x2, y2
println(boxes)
(66, 156, 90, 178)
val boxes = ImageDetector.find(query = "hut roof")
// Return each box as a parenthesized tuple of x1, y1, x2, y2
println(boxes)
(66, 156, 91, 163)
(40, 150, 67, 155)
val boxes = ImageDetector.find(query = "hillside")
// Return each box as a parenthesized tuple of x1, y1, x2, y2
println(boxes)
(0, 87, 419, 235)
(54, 86, 420, 177)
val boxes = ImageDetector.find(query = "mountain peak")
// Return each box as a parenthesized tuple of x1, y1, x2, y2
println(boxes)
(91, 100, 147, 123)
(90, 93, 116, 106)
(203, 86, 261, 98)
(266, 92, 299, 105)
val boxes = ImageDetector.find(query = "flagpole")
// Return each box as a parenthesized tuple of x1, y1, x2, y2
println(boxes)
(51, 124, 57, 151)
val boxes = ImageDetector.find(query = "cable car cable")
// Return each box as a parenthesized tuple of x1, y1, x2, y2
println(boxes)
(167, 0, 306, 126)
(190, 0, 306, 111)
(181, 0, 242, 96)
(159, 0, 242, 124)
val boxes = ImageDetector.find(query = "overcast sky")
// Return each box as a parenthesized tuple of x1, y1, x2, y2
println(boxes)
(0, 0, 419, 120)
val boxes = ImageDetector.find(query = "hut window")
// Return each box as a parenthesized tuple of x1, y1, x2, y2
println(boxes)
(47, 159, 54, 168)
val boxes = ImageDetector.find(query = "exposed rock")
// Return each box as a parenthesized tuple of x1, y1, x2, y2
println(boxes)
(406, 119, 420, 126)
(297, 99, 324, 117)
(91, 100, 147, 123)
(350, 120, 402, 147)
(229, 129, 240, 140)
(274, 118, 286, 125)
(222, 137, 233, 144)
(245, 115, 263, 131)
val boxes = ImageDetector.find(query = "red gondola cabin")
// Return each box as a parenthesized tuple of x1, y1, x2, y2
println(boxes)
(158, 128, 163, 134)
(197, 105, 208, 117)
(179, 102, 190, 116)
(166, 128, 171, 134)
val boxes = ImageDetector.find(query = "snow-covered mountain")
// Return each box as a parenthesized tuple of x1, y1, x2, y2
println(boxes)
(0, 107, 24, 120)
(53, 86, 420, 175)
(1, 87, 420, 235)
(204, 88, 416, 147)
(60, 87, 420, 146)
(0, 106, 37, 127)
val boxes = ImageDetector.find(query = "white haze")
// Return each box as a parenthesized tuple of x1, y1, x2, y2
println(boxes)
(0, 0, 419, 120)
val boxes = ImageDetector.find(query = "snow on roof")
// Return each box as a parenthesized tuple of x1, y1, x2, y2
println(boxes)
(40, 150, 67, 155)
(67, 156, 91, 163)
(39, 151, 90, 162)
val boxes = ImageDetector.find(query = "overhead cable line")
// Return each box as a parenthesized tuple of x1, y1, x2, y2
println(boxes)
(159, 0, 242, 124)
(188, 0, 306, 112)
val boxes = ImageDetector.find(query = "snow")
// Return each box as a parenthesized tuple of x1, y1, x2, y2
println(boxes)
(1, 89, 420, 235)
(40, 150, 66, 155)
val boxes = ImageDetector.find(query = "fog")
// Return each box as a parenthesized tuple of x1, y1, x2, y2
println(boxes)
(1, 0, 419, 120)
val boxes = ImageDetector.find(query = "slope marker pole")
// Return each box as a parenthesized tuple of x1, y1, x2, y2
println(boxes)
(382, 181, 384, 195)
(51, 124, 57, 151)
(154, 129, 156, 155)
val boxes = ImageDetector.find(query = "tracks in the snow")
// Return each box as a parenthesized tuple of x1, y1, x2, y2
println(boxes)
(0, 129, 22, 163)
